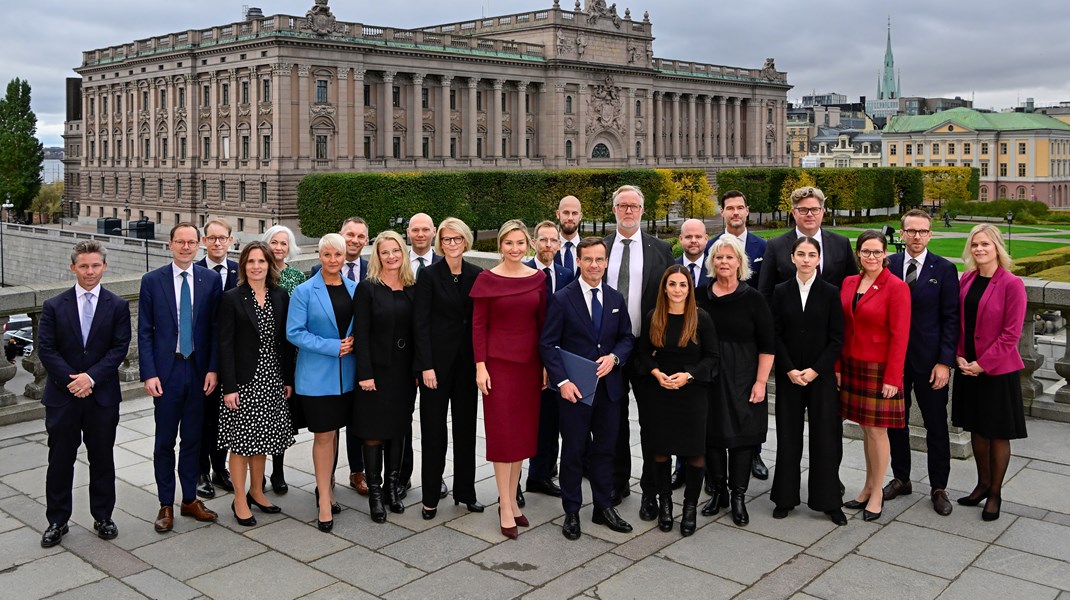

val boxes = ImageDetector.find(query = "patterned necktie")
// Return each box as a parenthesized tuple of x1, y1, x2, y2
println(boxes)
(563, 241, 575, 275)
(906, 258, 918, 289)
(416, 257, 426, 280)
(346, 262, 357, 282)
(590, 287, 603, 338)
(179, 272, 194, 358)
(617, 239, 632, 308)
(544, 267, 553, 295)
(689, 262, 697, 284)
(81, 292, 95, 347)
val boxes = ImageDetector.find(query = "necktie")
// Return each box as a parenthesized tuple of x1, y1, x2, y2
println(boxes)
(214, 264, 225, 288)
(81, 292, 95, 347)
(688, 262, 697, 284)
(179, 272, 194, 358)
(416, 257, 426, 280)
(617, 238, 632, 308)
(563, 241, 575, 274)
(544, 267, 553, 295)
(906, 258, 918, 289)
(346, 262, 357, 281)
(590, 287, 603, 338)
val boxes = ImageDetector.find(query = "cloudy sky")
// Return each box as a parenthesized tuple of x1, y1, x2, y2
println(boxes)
(4, 0, 1069, 147)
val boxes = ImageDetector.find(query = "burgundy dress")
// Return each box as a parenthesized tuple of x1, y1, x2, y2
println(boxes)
(470, 270, 547, 462)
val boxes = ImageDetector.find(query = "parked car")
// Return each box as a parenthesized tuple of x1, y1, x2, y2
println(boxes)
(4, 326, 32, 361)
(2, 313, 30, 334)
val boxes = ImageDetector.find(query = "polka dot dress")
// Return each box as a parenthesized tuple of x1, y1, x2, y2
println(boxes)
(218, 295, 294, 456)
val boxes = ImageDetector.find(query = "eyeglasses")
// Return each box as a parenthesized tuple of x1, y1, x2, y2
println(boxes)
(440, 236, 465, 246)
(171, 240, 198, 247)
(616, 203, 643, 213)
(204, 236, 231, 244)
(901, 229, 932, 238)
(858, 249, 886, 258)
(793, 207, 823, 216)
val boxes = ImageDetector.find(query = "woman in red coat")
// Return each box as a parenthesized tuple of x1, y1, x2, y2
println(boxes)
(952, 224, 1027, 521)
(470, 219, 547, 540)
(838, 230, 911, 522)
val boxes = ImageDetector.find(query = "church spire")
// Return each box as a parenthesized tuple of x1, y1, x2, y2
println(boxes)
(880, 17, 899, 100)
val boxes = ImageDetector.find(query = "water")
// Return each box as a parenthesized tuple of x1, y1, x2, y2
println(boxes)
(42, 159, 64, 183)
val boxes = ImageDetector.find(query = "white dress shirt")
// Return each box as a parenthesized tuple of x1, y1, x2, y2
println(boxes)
(533, 257, 557, 293)
(172, 262, 195, 352)
(608, 229, 644, 337)
(557, 277, 606, 387)
(204, 256, 228, 288)
(904, 248, 928, 280)
(795, 227, 824, 273)
(77, 283, 101, 386)
(409, 249, 435, 274)
(796, 273, 816, 311)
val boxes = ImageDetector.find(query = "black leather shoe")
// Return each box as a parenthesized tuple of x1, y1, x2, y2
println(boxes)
(638, 494, 658, 521)
(516, 484, 526, 508)
(843, 496, 870, 510)
(730, 489, 750, 526)
(93, 519, 119, 540)
(232, 502, 257, 527)
(592, 507, 633, 533)
(315, 488, 342, 515)
(657, 496, 674, 532)
(41, 523, 68, 547)
(680, 502, 697, 537)
(772, 506, 791, 519)
(398, 479, 412, 500)
(421, 507, 437, 520)
(317, 519, 334, 532)
(270, 472, 289, 495)
(670, 466, 685, 490)
(701, 485, 729, 516)
(882, 478, 912, 501)
(562, 512, 581, 540)
(862, 498, 884, 522)
(609, 488, 622, 507)
(196, 474, 215, 499)
(957, 486, 990, 506)
(212, 470, 234, 493)
(981, 495, 1002, 522)
(826, 509, 848, 526)
(751, 455, 769, 480)
(247, 493, 282, 514)
(526, 479, 562, 497)
(440, 481, 449, 499)
(455, 499, 485, 513)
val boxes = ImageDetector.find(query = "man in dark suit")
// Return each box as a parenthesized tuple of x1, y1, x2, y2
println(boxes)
(194, 218, 238, 499)
(677, 218, 710, 288)
(407, 212, 443, 278)
(555, 195, 583, 277)
(541, 237, 635, 539)
(525, 220, 575, 498)
(139, 223, 222, 533)
(603, 185, 674, 519)
(885, 209, 960, 515)
(38, 241, 132, 547)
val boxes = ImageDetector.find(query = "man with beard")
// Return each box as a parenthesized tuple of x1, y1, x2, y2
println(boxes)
(555, 196, 583, 277)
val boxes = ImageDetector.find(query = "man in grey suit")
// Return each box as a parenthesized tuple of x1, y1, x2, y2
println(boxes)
(603, 185, 674, 520)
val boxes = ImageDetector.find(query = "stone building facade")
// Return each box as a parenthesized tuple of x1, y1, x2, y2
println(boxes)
(68, 0, 790, 238)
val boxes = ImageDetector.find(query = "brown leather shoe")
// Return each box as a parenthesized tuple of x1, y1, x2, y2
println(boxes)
(931, 489, 953, 516)
(180, 499, 219, 522)
(154, 505, 174, 533)
(881, 478, 913, 501)
(350, 472, 369, 496)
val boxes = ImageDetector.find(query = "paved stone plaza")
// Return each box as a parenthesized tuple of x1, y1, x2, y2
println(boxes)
(2, 394, 1070, 599)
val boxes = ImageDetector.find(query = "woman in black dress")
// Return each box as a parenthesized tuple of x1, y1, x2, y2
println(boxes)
(697, 235, 775, 526)
(353, 230, 418, 523)
(414, 217, 485, 520)
(953, 224, 1027, 521)
(217, 242, 295, 526)
(633, 265, 718, 536)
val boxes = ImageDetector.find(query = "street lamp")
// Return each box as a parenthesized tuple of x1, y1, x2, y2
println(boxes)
(270, 208, 277, 226)
(898, 189, 905, 213)
(1006, 210, 1014, 253)
(1, 201, 14, 287)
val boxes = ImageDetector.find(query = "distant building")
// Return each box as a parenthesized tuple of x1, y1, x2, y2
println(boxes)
(900, 96, 973, 116)
(802, 92, 847, 107)
(807, 127, 882, 168)
(1018, 99, 1070, 127)
(865, 20, 900, 121)
(882, 107, 1070, 207)
(787, 100, 873, 167)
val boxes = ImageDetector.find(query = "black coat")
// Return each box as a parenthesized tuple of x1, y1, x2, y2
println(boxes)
(217, 284, 295, 394)
(412, 259, 483, 374)
(758, 230, 857, 301)
(354, 279, 417, 379)
(771, 277, 844, 377)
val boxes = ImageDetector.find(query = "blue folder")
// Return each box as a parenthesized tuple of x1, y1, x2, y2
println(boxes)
(556, 347, 599, 406)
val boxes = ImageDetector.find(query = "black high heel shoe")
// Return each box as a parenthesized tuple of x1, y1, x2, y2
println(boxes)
(247, 493, 282, 514)
(862, 498, 884, 522)
(231, 501, 256, 527)
(422, 506, 437, 520)
(455, 499, 486, 513)
(957, 486, 990, 507)
(843, 496, 871, 510)
(981, 495, 1002, 521)
(315, 488, 342, 514)
(317, 518, 334, 532)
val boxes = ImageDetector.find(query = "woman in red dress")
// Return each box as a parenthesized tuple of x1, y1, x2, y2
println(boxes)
(470, 219, 547, 540)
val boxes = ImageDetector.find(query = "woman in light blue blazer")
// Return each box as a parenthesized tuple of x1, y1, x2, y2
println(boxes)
(286, 233, 356, 532)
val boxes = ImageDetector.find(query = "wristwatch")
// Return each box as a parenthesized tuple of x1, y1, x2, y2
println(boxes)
(611, 354, 620, 366)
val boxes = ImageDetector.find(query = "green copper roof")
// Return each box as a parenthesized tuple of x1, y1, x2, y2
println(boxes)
(885, 107, 1070, 133)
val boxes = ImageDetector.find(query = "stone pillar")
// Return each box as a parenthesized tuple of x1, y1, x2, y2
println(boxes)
(466, 77, 478, 158)
(515, 81, 528, 158)
(550, 83, 565, 162)
(353, 69, 366, 164)
(490, 79, 504, 158)
(149, 79, 159, 162)
(652, 91, 661, 159)
(703, 97, 713, 159)
(337, 67, 349, 164)
(0, 358, 15, 407)
(21, 313, 46, 400)
(378, 71, 395, 159)
(670, 93, 681, 158)
(717, 97, 727, 158)
(438, 75, 452, 158)
(576, 84, 587, 165)
(687, 94, 697, 158)
(271, 63, 289, 165)
(747, 98, 759, 159)
(408, 73, 423, 160)
(626, 87, 635, 160)
(732, 97, 742, 158)
(297, 65, 311, 163)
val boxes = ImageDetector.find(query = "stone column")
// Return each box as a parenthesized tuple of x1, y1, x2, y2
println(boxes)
(408, 73, 424, 159)
(271, 63, 289, 165)
(438, 75, 452, 158)
(747, 98, 759, 159)
(515, 81, 528, 157)
(227, 69, 238, 167)
(149, 79, 159, 162)
(378, 71, 395, 159)
(670, 93, 681, 158)
(337, 67, 349, 165)
(576, 84, 587, 164)
(652, 91, 661, 159)
(718, 97, 727, 158)
(626, 87, 635, 160)
(703, 97, 713, 159)
(466, 77, 478, 158)
(490, 79, 504, 158)
(297, 65, 311, 163)
(687, 94, 697, 158)
(550, 83, 565, 162)
(353, 69, 366, 164)
(21, 313, 46, 400)
(732, 97, 742, 158)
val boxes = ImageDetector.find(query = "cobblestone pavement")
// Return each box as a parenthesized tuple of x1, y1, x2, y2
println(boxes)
(2, 395, 1070, 599)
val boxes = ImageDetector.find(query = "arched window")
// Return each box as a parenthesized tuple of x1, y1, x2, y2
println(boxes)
(592, 143, 610, 159)
(1017, 186, 1027, 200)
(565, 140, 573, 160)
(635, 100, 642, 117)
(998, 185, 1007, 199)
(636, 141, 642, 158)
(565, 96, 573, 114)
(979, 186, 988, 201)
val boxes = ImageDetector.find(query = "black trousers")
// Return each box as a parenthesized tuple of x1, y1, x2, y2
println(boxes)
(889, 361, 951, 490)
(560, 384, 619, 513)
(707, 446, 753, 491)
(769, 375, 843, 511)
(614, 375, 654, 495)
(346, 427, 365, 474)
(528, 388, 561, 482)
(419, 364, 478, 507)
(198, 389, 228, 476)
(45, 399, 120, 525)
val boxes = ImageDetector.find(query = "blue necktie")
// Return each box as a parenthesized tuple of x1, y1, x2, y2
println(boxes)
(563, 241, 575, 275)
(543, 267, 554, 297)
(689, 262, 697, 284)
(590, 287, 603, 339)
(81, 292, 95, 347)
(346, 262, 357, 281)
(179, 272, 194, 358)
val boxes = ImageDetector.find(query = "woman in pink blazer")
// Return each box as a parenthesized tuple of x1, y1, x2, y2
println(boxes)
(838, 230, 911, 522)
(952, 224, 1027, 522)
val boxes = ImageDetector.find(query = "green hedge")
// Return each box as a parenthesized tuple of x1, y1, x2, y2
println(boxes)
(945, 198, 1049, 221)
(297, 169, 688, 237)
(1032, 265, 1070, 283)
(1011, 246, 1070, 276)
(715, 167, 926, 215)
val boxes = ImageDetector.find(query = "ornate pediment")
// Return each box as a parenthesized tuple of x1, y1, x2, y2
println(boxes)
(586, 75, 625, 136)
(299, 0, 345, 36)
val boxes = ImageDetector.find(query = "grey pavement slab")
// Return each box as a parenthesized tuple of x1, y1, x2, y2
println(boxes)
(186, 551, 336, 600)
(0, 551, 107, 599)
(326, 509, 414, 549)
(1003, 466, 1070, 514)
(736, 554, 833, 600)
(896, 496, 1016, 542)
(1015, 419, 1070, 464)
(470, 522, 614, 586)
(742, 505, 841, 547)
(380, 524, 490, 572)
(0, 525, 64, 569)
(58, 521, 151, 578)
(856, 521, 987, 579)
(974, 545, 1070, 591)
(0, 507, 23, 533)
(122, 568, 202, 600)
(591, 555, 744, 599)
(995, 516, 1070, 563)
(245, 518, 353, 563)
(49, 576, 149, 600)
(519, 553, 633, 600)
(383, 560, 531, 600)
(936, 567, 1059, 600)
(658, 521, 803, 585)
(611, 524, 686, 561)
(132, 525, 268, 580)
(310, 543, 425, 596)
(803, 518, 881, 562)
(300, 581, 379, 600)
(804, 554, 949, 600)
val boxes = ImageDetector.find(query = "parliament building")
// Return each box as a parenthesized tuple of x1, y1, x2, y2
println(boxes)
(66, 0, 791, 238)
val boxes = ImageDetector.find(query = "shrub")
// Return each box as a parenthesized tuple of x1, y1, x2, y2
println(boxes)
(1032, 265, 1070, 283)
(716, 167, 926, 216)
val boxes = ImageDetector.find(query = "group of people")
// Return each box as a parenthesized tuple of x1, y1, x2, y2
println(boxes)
(36, 182, 1027, 549)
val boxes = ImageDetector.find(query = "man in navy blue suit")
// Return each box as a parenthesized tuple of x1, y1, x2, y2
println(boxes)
(139, 223, 222, 533)
(38, 241, 131, 547)
(554, 195, 583, 277)
(676, 218, 710, 288)
(525, 220, 575, 498)
(193, 218, 238, 499)
(541, 237, 635, 540)
(885, 209, 960, 516)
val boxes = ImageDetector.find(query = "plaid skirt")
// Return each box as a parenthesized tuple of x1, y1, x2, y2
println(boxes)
(839, 355, 905, 428)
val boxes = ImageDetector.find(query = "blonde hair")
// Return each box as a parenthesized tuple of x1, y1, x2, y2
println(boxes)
(706, 235, 752, 282)
(318, 233, 346, 255)
(367, 230, 415, 286)
(962, 224, 1013, 272)
(496, 219, 531, 261)
(434, 217, 473, 254)
(789, 186, 826, 207)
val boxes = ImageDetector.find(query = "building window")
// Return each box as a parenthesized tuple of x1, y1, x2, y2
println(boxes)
(916, 143, 923, 155)
(591, 143, 610, 159)
(449, 90, 456, 111)
(476, 137, 483, 158)
(221, 83, 229, 106)
(220, 180, 226, 201)
(316, 80, 328, 104)
(948, 143, 956, 155)
(156, 211, 162, 223)
(392, 86, 400, 108)
(363, 84, 370, 106)
(159, 89, 167, 107)
(981, 162, 989, 176)
(173, 212, 181, 226)
(1000, 142, 1008, 155)
(392, 136, 401, 159)
(889, 144, 897, 156)
(203, 136, 211, 159)
(259, 220, 266, 234)
(636, 141, 642, 158)
(525, 138, 530, 158)
(1017, 185, 1026, 199)
(142, 90, 148, 109)
(422, 137, 430, 159)
(316, 135, 328, 160)
(89, 97, 95, 115)
(635, 100, 642, 117)
(260, 182, 267, 204)
(1018, 163, 1027, 177)
(421, 88, 429, 109)
(565, 140, 573, 159)
(363, 136, 371, 159)
(262, 79, 271, 103)
(241, 135, 249, 160)
(999, 163, 1008, 177)
(102, 96, 108, 114)
(905, 144, 912, 155)
(476, 91, 482, 112)
(161, 137, 169, 159)
(501, 138, 507, 157)
(565, 96, 573, 114)
(981, 142, 989, 155)
(262, 135, 271, 159)
(501, 92, 506, 112)
(140, 177, 146, 195)
(203, 85, 210, 108)
(221, 136, 230, 160)
(979, 187, 988, 201)
(176, 179, 182, 200)
(115, 95, 121, 112)
(201, 179, 207, 200)
(237, 217, 245, 232)
(240, 81, 249, 105)
(525, 93, 530, 113)
(963, 143, 971, 155)
(999, 185, 1007, 198)
(239, 180, 246, 203)
(157, 178, 163, 197)
(450, 137, 457, 158)
(102, 141, 109, 160)
(932, 143, 940, 155)
(1018, 142, 1027, 155)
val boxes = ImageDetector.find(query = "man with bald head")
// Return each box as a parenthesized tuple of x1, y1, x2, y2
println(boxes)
(407, 213, 442, 279)
(676, 219, 710, 288)
(555, 196, 583, 276)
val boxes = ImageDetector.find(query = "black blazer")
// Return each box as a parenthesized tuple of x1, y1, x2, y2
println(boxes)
(413, 259, 483, 373)
(603, 230, 675, 320)
(197, 257, 239, 291)
(758, 230, 857, 301)
(771, 277, 844, 377)
(217, 284, 295, 394)
(887, 252, 960, 372)
(354, 279, 417, 379)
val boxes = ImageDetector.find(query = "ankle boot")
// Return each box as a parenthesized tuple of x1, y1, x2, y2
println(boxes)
(730, 488, 749, 526)
(701, 480, 729, 516)
(680, 501, 697, 536)
(657, 496, 674, 532)
(270, 453, 288, 494)
(362, 445, 386, 523)
(385, 441, 405, 514)
(683, 465, 705, 505)
(655, 461, 674, 531)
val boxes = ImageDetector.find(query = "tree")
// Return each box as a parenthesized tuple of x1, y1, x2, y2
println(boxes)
(778, 169, 817, 214)
(0, 79, 44, 215)
(30, 181, 63, 224)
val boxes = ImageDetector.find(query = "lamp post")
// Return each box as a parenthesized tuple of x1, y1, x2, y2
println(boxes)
(898, 189, 905, 213)
(1006, 210, 1014, 253)
(270, 208, 277, 226)
(1, 201, 14, 287)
